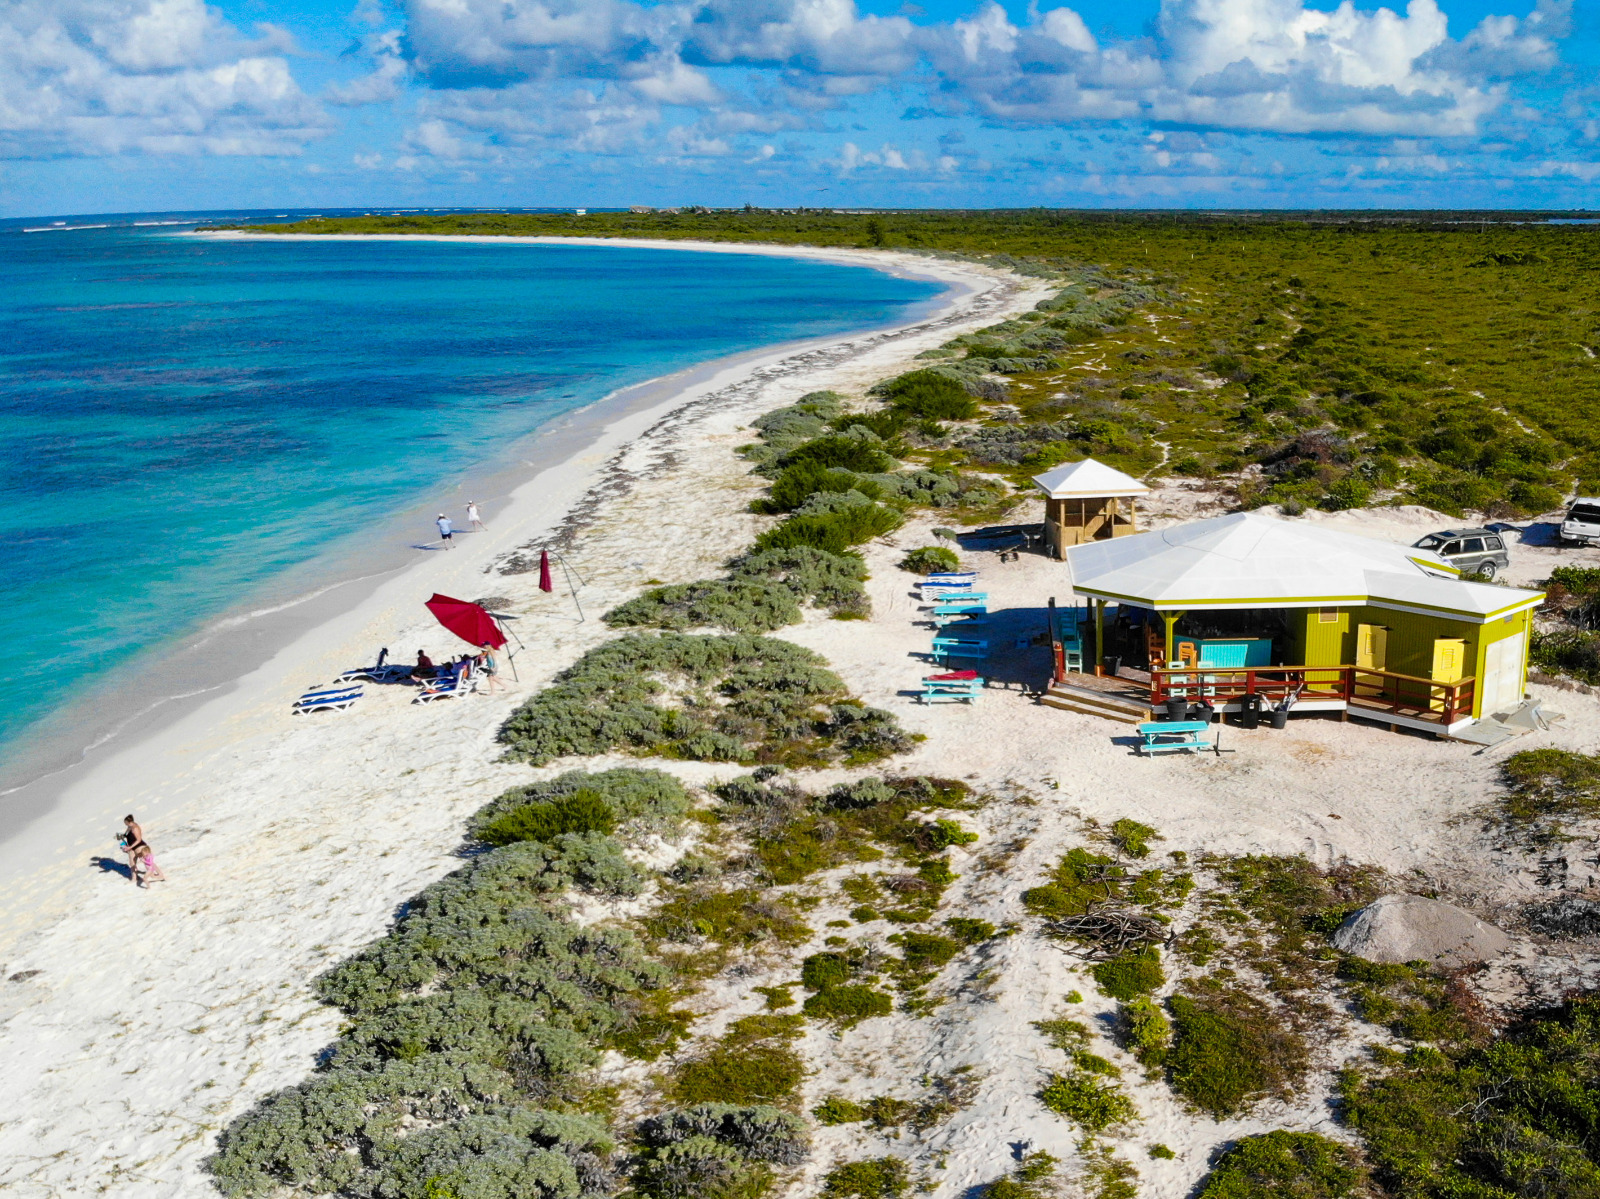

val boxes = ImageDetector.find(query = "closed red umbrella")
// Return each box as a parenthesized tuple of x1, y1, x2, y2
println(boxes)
(538, 550, 554, 593)
(424, 594, 507, 649)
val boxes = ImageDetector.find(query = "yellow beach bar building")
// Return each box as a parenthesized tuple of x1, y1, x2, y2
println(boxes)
(1058, 513, 1544, 735)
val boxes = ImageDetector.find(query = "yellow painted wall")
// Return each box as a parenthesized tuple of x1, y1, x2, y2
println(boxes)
(1349, 606, 1476, 679)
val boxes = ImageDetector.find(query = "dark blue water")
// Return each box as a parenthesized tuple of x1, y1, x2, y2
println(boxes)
(0, 215, 940, 765)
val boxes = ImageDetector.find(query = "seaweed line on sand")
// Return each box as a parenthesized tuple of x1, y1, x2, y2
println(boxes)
(492, 266, 1029, 572)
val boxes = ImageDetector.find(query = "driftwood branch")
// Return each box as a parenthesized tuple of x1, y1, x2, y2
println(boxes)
(1044, 908, 1168, 960)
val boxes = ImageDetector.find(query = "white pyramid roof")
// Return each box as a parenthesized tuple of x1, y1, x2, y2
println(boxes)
(1033, 458, 1150, 499)
(1066, 512, 1543, 620)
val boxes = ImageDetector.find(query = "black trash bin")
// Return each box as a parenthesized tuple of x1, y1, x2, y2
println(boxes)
(1188, 701, 1215, 724)
(1165, 696, 1189, 722)
(1269, 707, 1289, 730)
(1239, 692, 1263, 730)
(1102, 656, 1121, 677)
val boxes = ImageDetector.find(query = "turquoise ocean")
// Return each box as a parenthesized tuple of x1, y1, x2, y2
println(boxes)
(0, 212, 942, 790)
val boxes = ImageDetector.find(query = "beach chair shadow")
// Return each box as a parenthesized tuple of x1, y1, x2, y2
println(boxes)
(90, 855, 133, 881)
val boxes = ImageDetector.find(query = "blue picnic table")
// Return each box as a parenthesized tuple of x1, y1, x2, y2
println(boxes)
(1135, 720, 1218, 757)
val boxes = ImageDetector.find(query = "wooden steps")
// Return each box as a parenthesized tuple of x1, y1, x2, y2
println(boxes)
(1041, 680, 1151, 723)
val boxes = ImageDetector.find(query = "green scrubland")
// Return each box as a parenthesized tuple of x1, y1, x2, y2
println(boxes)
(232, 208, 1600, 516)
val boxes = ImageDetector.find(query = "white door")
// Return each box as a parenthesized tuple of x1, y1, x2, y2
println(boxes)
(1481, 633, 1526, 715)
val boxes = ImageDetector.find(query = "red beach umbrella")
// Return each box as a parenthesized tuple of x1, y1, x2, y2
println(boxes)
(424, 593, 507, 649)
(538, 550, 554, 593)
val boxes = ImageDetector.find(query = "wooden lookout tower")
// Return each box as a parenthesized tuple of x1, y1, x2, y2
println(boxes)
(1034, 458, 1150, 559)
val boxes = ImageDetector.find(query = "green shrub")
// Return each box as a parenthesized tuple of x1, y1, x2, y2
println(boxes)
(944, 917, 996, 944)
(1109, 818, 1158, 859)
(1039, 1072, 1139, 1133)
(1092, 947, 1165, 1000)
(878, 369, 980, 420)
(897, 932, 961, 973)
(752, 502, 903, 556)
(1167, 987, 1309, 1117)
(1492, 746, 1600, 842)
(822, 1157, 910, 1199)
(670, 1016, 805, 1106)
(814, 1095, 867, 1124)
(801, 952, 853, 991)
(781, 435, 894, 474)
(475, 789, 617, 846)
(498, 633, 907, 767)
(927, 819, 978, 848)
(898, 546, 961, 574)
(764, 461, 876, 512)
(1120, 996, 1172, 1069)
(1148, 1144, 1175, 1160)
(605, 580, 802, 634)
(803, 984, 893, 1027)
(648, 888, 812, 947)
(471, 768, 691, 840)
(1197, 1131, 1366, 1198)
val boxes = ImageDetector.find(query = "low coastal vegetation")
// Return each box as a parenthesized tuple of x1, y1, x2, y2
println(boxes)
(496, 633, 912, 767)
(233, 209, 1600, 515)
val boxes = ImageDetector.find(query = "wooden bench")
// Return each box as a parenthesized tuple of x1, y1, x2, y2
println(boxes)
(1135, 720, 1217, 756)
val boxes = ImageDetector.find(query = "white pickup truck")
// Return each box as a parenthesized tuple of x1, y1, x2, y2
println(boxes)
(1560, 498, 1600, 545)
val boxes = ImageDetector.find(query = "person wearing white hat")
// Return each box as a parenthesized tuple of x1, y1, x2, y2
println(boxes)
(436, 513, 453, 548)
(466, 500, 485, 532)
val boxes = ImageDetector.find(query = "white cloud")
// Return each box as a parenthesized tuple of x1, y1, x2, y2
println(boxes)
(327, 29, 409, 106)
(0, 0, 327, 158)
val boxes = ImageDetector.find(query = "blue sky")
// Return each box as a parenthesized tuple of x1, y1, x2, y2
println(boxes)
(2, 0, 1595, 217)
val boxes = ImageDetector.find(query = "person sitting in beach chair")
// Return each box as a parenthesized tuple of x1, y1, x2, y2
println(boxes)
(410, 649, 436, 681)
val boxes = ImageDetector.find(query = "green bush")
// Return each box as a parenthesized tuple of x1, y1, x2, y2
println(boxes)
(1492, 746, 1600, 842)
(944, 917, 996, 945)
(1120, 996, 1172, 1069)
(1109, 818, 1158, 859)
(1197, 1131, 1366, 1199)
(1167, 987, 1309, 1117)
(471, 768, 691, 841)
(814, 1095, 867, 1124)
(822, 1157, 910, 1199)
(803, 984, 893, 1027)
(878, 369, 980, 420)
(603, 546, 870, 633)
(898, 546, 961, 574)
(1092, 947, 1165, 1000)
(498, 633, 909, 768)
(1039, 1072, 1139, 1133)
(801, 952, 853, 990)
(752, 502, 903, 556)
(781, 435, 894, 474)
(1342, 996, 1600, 1197)
(670, 1016, 805, 1106)
(475, 789, 617, 846)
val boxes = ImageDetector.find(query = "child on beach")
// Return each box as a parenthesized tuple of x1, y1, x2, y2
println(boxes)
(467, 501, 485, 532)
(135, 847, 167, 888)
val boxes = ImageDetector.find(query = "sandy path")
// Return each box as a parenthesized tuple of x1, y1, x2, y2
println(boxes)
(0, 247, 1047, 1198)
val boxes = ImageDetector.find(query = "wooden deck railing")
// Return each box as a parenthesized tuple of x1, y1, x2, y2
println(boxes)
(1151, 665, 1476, 726)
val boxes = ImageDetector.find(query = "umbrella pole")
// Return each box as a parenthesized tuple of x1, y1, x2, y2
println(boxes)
(495, 617, 524, 682)
(555, 551, 585, 623)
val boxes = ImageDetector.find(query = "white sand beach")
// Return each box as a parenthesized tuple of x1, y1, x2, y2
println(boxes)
(3, 238, 1597, 1199)
(0, 244, 1045, 1196)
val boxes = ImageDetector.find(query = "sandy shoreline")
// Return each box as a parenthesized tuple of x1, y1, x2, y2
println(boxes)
(0, 241, 1043, 1195)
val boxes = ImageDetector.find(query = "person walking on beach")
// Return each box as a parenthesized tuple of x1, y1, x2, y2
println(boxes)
(436, 513, 454, 548)
(477, 642, 506, 693)
(466, 501, 486, 532)
(121, 814, 147, 878)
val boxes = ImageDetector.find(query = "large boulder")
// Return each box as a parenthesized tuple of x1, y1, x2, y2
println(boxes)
(1331, 894, 1511, 968)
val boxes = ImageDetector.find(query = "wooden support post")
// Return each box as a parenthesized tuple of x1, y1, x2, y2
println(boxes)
(1094, 599, 1106, 676)
(1161, 611, 1182, 665)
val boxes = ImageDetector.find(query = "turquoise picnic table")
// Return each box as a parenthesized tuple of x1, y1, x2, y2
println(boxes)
(1135, 720, 1218, 757)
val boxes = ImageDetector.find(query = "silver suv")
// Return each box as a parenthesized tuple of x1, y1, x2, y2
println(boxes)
(1561, 498, 1600, 546)
(1412, 527, 1510, 580)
